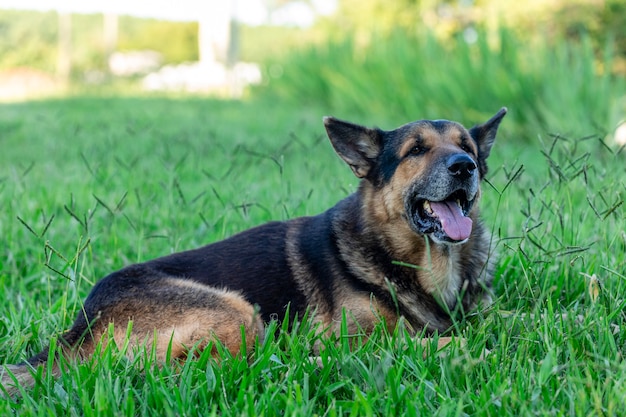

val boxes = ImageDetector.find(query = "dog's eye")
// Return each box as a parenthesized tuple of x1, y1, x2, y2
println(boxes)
(460, 143, 473, 154)
(408, 146, 427, 156)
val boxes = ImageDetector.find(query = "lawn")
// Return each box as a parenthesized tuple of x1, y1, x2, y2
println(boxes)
(1, 95, 625, 415)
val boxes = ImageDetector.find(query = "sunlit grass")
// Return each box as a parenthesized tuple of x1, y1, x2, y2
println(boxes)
(0, 94, 624, 415)
(260, 28, 626, 139)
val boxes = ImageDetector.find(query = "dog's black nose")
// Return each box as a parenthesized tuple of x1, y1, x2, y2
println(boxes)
(447, 154, 477, 179)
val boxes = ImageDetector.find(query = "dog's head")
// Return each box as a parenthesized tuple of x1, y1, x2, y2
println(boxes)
(324, 108, 507, 245)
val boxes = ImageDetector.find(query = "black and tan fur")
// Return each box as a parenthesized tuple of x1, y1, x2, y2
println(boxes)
(1, 108, 507, 396)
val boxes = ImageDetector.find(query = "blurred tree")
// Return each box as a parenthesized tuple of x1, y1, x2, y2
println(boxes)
(589, 0, 626, 72)
(325, 0, 422, 37)
(0, 10, 199, 76)
(117, 18, 198, 64)
(474, 0, 626, 72)
(317, 0, 625, 72)
(0, 10, 57, 72)
(0, 1, 624, 79)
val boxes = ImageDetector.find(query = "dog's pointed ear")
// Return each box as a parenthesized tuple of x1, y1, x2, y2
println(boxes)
(323, 116, 383, 178)
(469, 107, 507, 162)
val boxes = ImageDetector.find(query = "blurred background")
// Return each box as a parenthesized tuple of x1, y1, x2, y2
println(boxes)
(0, 0, 625, 140)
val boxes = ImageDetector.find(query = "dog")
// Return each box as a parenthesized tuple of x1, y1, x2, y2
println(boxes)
(1, 108, 507, 396)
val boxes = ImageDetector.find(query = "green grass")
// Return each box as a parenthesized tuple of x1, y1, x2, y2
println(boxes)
(260, 28, 626, 139)
(0, 94, 625, 415)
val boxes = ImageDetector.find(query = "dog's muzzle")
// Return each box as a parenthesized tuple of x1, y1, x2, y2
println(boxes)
(405, 154, 479, 244)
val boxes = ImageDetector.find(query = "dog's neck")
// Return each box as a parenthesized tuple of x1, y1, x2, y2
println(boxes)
(334, 192, 467, 318)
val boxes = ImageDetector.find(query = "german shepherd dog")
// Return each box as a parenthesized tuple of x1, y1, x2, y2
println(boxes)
(2, 108, 507, 396)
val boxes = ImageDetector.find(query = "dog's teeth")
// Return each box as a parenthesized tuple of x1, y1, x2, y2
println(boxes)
(456, 199, 462, 207)
(423, 201, 433, 214)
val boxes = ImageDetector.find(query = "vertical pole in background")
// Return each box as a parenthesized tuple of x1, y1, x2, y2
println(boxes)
(227, 0, 239, 69)
(57, 11, 72, 83)
(198, 3, 229, 65)
(227, 0, 240, 97)
(198, 1, 241, 96)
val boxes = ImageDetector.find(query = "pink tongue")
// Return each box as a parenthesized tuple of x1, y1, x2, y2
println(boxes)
(429, 201, 473, 241)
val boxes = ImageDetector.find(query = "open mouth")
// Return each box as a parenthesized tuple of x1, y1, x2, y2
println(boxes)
(410, 189, 475, 243)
